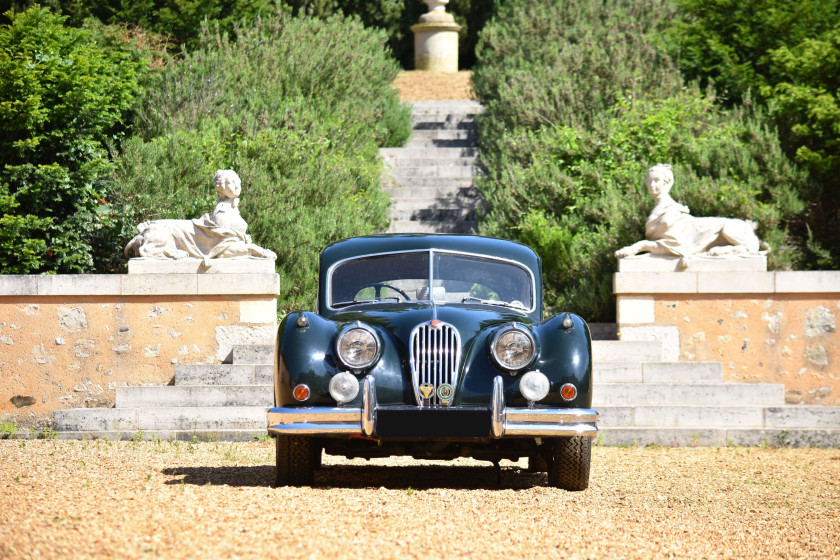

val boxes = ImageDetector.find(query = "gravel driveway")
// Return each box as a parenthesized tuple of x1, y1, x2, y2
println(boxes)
(1, 439, 838, 559)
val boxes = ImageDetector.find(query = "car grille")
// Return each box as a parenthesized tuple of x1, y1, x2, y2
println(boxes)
(409, 321, 461, 406)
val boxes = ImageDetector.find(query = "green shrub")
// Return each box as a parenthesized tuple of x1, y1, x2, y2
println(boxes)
(666, 0, 840, 268)
(0, 6, 145, 274)
(473, 0, 682, 144)
(0, 0, 278, 51)
(473, 0, 806, 321)
(111, 12, 410, 311)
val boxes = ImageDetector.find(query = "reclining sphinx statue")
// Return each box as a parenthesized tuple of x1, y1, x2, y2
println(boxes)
(614, 164, 767, 269)
(124, 170, 276, 265)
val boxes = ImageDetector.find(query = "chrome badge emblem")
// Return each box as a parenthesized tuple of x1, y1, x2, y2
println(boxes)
(419, 383, 435, 399)
(437, 383, 454, 406)
(429, 319, 442, 329)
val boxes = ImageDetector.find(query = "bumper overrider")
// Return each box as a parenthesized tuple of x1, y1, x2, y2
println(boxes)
(267, 376, 598, 439)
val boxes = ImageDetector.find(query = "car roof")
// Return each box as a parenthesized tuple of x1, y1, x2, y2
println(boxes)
(321, 234, 541, 273)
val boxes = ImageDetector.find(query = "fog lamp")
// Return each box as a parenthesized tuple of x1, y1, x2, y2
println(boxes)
(519, 370, 550, 402)
(329, 372, 360, 404)
(293, 384, 310, 402)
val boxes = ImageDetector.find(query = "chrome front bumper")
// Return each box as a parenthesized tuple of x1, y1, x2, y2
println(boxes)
(267, 376, 598, 439)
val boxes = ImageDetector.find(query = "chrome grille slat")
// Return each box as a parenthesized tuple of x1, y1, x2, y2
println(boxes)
(409, 321, 461, 406)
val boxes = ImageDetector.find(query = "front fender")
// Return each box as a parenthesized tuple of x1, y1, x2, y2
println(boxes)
(533, 313, 593, 408)
(275, 312, 415, 407)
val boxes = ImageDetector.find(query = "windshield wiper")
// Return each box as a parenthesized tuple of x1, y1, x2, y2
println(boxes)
(461, 296, 526, 310)
(333, 296, 401, 308)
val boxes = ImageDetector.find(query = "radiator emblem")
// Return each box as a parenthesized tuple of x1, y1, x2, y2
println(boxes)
(419, 383, 435, 399)
(437, 383, 454, 406)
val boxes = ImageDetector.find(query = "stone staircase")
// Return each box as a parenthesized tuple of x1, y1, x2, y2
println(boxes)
(382, 100, 484, 234)
(53, 345, 273, 442)
(53, 339, 840, 446)
(592, 341, 840, 447)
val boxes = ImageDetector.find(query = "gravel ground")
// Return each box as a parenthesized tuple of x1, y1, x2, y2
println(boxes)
(1, 440, 838, 559)
(392, 71, 475, 100)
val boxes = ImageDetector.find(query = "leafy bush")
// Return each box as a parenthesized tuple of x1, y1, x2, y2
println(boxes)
(111, 12, 411, 311)
(0, 0, 277, 51)
(473, 0, 806, 321)
(473, 0, 682, 144)
(666, 0, 840, 267)
(0, 6, 145, 273)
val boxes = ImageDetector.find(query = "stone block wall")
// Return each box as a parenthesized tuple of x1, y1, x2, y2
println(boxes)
(614, 270, 840, 406)
(0, 274, 278, 429)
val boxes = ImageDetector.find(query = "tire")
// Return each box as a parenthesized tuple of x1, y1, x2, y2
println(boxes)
(274, 435, 316, 487)
(547, 436, 591, 491)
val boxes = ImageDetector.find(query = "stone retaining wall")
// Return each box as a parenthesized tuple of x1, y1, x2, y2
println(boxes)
(0, 274, 278, 429)
(614, 270, 840, 406)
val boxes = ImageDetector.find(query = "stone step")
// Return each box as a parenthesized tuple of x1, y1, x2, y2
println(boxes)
(387, 220, 478, 234)
(174, 364, 272, 386)
(598, 405, 840, 429)
(591, 340, 662, 361)
(405, 138, 477, 149)
(593, 382, 785, 407)
(593, 361, 723, 384)
(383, 185, 481, 200)
(53, 430, 266, 442)
(228, 344, 273, 365)
(390, 208, 478, 222)
(598, 405, 765, 428)
(54, 406, 268, 432)
(764, 405, 840, 428)
(386, 166, 477, 179)
(597, 427, 840, 448)
(116, 385, 273, 408)
(382, 177, 476, 190)
(409, 129, 477, 142)
(380, 147, 479, 159)
(410, 100, 483, 115)
(412, 119, 477, 130)
(387, 197, 481, 211)
(385, 157, 478, 167)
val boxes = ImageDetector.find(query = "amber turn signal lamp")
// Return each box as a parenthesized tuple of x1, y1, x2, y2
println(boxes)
(560, 383, 577, 401)
(293, 384, 311, 401)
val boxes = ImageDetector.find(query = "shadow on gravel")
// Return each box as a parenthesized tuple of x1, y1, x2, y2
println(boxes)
(162, 464, 547, 490)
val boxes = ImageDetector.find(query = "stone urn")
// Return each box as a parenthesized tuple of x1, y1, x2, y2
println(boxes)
(411, 0, 461, 73)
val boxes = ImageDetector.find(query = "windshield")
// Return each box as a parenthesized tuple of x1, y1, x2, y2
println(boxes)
(329, 251, 534, 310)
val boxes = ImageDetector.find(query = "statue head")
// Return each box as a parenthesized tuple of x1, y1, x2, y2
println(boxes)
(213, 170, 241, 201)
(645, 164, 673, 199)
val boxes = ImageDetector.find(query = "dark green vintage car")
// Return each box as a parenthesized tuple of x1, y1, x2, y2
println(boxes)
(267, 234, 598, 490)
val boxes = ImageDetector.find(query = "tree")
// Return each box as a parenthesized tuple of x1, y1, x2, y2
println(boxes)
(0, 6, 144, 273)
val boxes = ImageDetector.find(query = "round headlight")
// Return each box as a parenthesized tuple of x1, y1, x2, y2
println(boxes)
(519, 370, 550, 402)
(336, 325, 380, 370)
(491, 325, 536, 371)
(329, 372, 360, 404)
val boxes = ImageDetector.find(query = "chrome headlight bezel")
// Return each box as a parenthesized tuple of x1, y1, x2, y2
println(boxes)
(336, 322, 381, 372)
(490, 323, 537, 373)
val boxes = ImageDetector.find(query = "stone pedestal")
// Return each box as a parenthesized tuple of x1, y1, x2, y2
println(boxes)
(612, 256, 840, 405)
(128, 257, 276, 275)
(411, 0, 461, 73)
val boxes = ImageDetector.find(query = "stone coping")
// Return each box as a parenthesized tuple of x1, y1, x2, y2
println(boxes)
(0, 273, 280, 297)
(614, 270, 840, 295)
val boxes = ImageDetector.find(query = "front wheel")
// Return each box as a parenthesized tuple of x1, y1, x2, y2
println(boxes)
(274, 435, 317, 486)
(547, 436, 591, 491)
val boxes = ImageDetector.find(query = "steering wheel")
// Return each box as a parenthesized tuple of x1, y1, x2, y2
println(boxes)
(357, 282, 411, 301)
